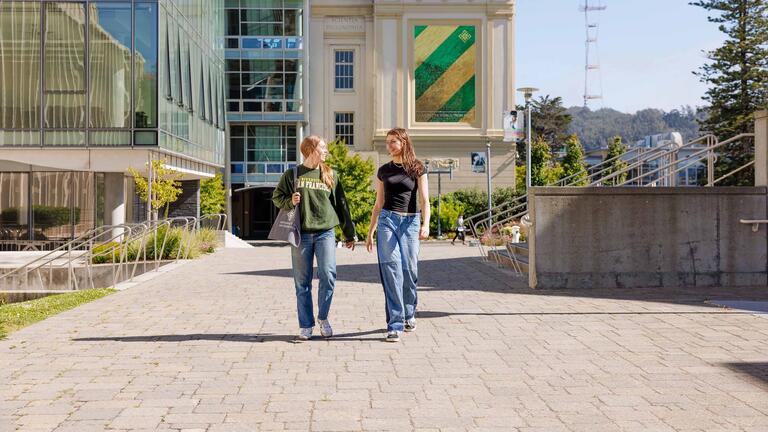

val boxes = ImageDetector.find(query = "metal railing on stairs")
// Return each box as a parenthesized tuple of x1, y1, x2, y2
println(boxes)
(0, 213, 228, 292)
(466, 132, 757, 275)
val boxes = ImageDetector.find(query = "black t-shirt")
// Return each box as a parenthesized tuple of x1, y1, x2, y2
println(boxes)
(377, 161, 423, 213)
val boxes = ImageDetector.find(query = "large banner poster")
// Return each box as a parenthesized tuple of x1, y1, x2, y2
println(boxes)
(414, 24, 476, 124)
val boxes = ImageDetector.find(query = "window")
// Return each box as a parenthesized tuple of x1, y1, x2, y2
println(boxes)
(134, 2, 158, 128)
(0, 2, 41, 130)
(44, 2, 87, 129)
(334, 50, 354, 90)
(334, 112, 354, 146)
(89, 2, 132, 128)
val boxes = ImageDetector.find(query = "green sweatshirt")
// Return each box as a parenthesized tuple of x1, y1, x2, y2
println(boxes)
(272, 165, 356, 241)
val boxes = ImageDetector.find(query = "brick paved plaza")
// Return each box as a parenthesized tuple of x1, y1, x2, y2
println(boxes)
(2, 244, 768, 431)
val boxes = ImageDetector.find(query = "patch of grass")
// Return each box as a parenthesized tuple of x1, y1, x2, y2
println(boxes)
(0, 288, 116, 339)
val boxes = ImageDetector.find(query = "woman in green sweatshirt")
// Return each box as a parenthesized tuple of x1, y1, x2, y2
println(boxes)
(272, 135, 356, 341)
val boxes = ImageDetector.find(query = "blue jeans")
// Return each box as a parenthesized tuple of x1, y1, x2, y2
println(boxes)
(290, 228, 337, 329)
(376, 209, 420, 332)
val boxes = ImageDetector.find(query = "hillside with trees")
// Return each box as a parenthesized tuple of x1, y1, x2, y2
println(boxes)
(566, 105, 706, 150)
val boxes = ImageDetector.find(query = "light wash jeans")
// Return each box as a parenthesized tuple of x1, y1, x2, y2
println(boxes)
(376, 209, 420, 332)
(290, 228, 337, 329)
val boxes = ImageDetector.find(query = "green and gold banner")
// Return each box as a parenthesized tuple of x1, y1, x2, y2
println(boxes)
(414, 24, 476, 123)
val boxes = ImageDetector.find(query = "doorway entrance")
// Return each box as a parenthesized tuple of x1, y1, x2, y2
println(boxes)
(231, 186, 279, 240)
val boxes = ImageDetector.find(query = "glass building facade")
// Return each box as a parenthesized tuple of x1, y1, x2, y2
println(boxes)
(225, 0, 306, 238)
(0, 0, 225, 246)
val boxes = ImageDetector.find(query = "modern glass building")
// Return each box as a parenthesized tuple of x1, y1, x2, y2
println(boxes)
(0, 0, 225, 249)
(224, 0, 306, 239)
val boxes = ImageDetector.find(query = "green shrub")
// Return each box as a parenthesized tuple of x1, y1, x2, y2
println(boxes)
(429, 195, 466, 235)
(91, 242, 121, 264)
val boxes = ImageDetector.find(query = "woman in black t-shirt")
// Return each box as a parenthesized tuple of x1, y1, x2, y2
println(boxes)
(366, 128, 430, 342)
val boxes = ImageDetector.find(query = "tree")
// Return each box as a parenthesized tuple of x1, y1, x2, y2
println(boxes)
(128, 159, 184, 219)
(690, 0, 768, 185)
(200, 173, 226, 216)
(530, 137, 562, 186)
(560, 134, 587, 185)
(603, 136, 629, 186)
(531, 95, 573, 151)
(325, 140, 376, 239)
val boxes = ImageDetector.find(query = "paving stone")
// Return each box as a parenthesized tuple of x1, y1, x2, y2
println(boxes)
(1, 245, 767, 431)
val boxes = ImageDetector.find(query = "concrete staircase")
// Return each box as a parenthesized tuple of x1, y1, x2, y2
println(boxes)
(488, 242, 529, 275)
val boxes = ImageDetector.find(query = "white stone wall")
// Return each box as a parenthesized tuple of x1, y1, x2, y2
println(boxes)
(310, 0, 516, 193)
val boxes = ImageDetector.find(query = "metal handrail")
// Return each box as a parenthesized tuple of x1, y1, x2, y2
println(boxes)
(0, 224, 128, 282)
(594, 135, 718, 187)
(621, 133, 755, 186)
(199, 213, 227, 230)
(709, 160, 755, 186)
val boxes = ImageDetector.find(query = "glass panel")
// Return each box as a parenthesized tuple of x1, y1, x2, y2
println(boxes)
(71, 172, 95, 238)
(231, 163, 244, 174)
(231, 137, 244, 161)
(44, 2, 86, 129)
(134, 130, 157, 145)
(135, 2, 158, 127)
(284, 9, 301, 36)
(226, 9, 239, 36)
(243, 101, 262, 112)
(226, 37, 239, 48)
(0, 131, 40, 146)
(89, 130, 131, 146)
(169, 14, 179, 102)
(89, 2, 132, 128)
(43, 130, 86, 146)
(95, 173, 105, 228)
(241, 0, 273, 7)
(0, 2, 42, 129)
(0, 172, 30, 243)
(31, 172, 73, 241)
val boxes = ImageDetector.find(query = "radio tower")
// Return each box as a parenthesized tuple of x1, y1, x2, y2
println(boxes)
(580, 0, 606, 107)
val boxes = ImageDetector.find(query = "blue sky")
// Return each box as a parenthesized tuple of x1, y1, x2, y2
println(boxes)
(515, 0, 726, 113)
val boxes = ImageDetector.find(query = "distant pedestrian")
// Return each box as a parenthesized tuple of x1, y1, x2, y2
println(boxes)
(451, 215, 466, 245)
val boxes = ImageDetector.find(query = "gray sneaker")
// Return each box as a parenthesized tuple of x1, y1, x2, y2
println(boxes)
(404, 318, 416, 332)
(298, 327, 312, 341)
(386, 330, 401, 342)
(319, 319, 333, 338)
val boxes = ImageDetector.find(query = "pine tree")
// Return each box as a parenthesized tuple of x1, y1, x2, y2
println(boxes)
(603, 136, 629, 186)
(531, 95, 573, 151)
(560, 134, 587, 186)
(690, 0, 768, 185)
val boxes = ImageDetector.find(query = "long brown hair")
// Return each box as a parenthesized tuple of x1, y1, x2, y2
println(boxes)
(387, 128, 424, 179)
(300, 135, 335, 189)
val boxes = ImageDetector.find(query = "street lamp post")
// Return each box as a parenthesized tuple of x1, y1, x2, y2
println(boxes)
(517, 87, 538, 189)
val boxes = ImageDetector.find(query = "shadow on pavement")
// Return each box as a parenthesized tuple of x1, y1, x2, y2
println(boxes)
(722, 362, 768, 390)
(72, 328, 388, 344)
(224, 256, 768, 308)
(417, 310, 756, 318)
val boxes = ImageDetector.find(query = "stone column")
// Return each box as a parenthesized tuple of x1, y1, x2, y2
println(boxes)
(755, 110, 768, 187)
(104, 173, 126, 238)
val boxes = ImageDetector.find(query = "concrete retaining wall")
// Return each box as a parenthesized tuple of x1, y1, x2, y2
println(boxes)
(529, 187, 768, 289)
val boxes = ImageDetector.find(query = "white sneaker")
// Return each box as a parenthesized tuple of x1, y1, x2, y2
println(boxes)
(386, 330, 401, 342)
(404, 318, 416, 332)
(319, 319, 333, 338)
(298, 327, 312, 341)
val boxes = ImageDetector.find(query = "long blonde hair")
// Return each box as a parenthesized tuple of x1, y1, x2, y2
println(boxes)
(387, 128, 424, 179)
(300, 135, 335, 189)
